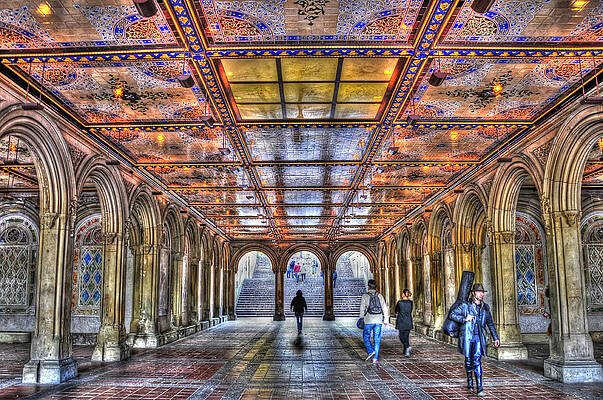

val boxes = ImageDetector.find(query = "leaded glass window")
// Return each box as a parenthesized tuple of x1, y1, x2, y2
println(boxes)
(581, 214, 603, 311)
(72, 215, 103, 315)
(0, 214, 38, 313)
(515, 213, 547, 314)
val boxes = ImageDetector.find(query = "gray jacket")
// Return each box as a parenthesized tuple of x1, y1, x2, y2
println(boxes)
(359, 289, 389, 325)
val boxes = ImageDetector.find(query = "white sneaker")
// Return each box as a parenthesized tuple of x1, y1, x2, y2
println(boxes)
(365, 351, 375, 361)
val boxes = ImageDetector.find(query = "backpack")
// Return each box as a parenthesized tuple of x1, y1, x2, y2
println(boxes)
(367, 293, 383, 314)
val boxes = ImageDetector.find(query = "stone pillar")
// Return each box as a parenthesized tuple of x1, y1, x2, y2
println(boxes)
(455, 243, 474, 288)
(202, 261, 212, 321)
(227, 268, 236, 320)
(543, 211, 603, 382)
(129, 243, 160, 348)
(323, 265, 335, 321)
(23, 213, 78, 384)
(186, 257, 199, 324)
(422, 254, 432, 327)
(171, 254, 184, 327)
(273, 268, 285, 321)
(487, 231, 528, 360)
(429, 252, 444, 331)
(411, 257, 423, 322)
(213, 266, 222, 317)
(92, 232, 130, 362)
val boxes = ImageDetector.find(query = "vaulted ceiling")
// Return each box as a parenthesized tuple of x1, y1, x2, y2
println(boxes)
(0, 0, 601, 242)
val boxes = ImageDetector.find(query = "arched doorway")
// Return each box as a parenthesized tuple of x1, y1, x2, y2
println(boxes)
(235, 251, 274, 317)
(284, 251, 323, 317)
(334, 251, 372, 316)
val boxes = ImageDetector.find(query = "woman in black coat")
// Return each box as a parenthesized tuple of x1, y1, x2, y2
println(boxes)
(395, 289, 413, 357)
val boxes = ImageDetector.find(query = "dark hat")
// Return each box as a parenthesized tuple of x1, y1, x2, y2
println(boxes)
(471, 283, 487, 292)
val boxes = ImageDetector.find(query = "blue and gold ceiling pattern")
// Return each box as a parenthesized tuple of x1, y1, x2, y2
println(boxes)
(0, 0, 601, 241)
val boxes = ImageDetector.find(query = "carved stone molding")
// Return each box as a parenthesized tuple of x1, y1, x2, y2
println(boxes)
(67, 144, 86, 170)
(531, 141, 553, 168)
(562, 210, 581, 227)
(42, 212, 58, 229)
(492, 231, 515, 244)
(461, 243, 475, 253)
(482, 178, 494, 196)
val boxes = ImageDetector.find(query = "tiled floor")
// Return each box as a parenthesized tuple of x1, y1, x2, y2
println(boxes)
(0, 318, 601, 399)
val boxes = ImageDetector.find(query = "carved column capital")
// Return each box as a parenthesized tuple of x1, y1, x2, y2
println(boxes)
(491, 231, 515, 244)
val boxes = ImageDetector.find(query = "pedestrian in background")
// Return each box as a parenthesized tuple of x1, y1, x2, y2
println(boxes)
(359, 279, 389, 363)
(290, 290, 307, 334)
(395, 288, 413, 357)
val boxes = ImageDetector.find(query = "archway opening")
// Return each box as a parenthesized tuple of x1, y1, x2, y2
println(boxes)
(334, 251, 372, 317)
(235, 251, 274, 317)
(284, 251, 323, 317)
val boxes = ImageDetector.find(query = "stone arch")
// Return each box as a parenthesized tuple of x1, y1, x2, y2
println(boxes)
(162, 204, 185, 327)
(410, 220, 428, 325)
(453, 185, 488, 284)
(280, 243, 328, 274)
(184, 218, 201, 323)
(0, 106, 78, 383)
(330, 243, 377, 275)
(489, 154, 544, 233)
(127, 184, 162, 348)
(230, 244, 279, 274)
(540, 105, 603, 381)
(427, 202, 453, 329)
(74, 156, 130, 361)
(544, 105, 603, 214)
(399, 230, 412, 292)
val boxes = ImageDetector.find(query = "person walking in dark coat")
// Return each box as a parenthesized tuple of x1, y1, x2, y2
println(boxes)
(449, 283, 500, 397)
(290, 290, 307, 334)
(395, 289, 413, 357)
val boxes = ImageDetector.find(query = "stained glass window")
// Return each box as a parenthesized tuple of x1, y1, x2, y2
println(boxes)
(72, 215, 103, 315)
(0, 214, 38, 312)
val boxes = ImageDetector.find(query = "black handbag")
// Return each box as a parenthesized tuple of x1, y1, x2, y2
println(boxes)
(442, 270, 474, 338)
(357, 317, 365, 330)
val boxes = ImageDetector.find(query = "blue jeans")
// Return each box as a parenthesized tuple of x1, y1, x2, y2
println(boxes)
(363, 323, 382, 361)
(465, 336, 483, 377)
(295, 313, 303, 332)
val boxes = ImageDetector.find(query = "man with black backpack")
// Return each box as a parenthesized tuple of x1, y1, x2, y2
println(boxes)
(359, 279, 389, 363)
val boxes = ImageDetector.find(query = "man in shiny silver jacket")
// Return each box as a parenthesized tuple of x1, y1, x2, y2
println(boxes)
(449, 283, 500, 397)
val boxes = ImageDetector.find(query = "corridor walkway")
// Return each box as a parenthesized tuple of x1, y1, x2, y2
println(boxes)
(0, 318, 601, 400)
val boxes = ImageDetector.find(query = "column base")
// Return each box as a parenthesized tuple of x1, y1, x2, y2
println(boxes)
(228, 313, 237, 321)
(127, 333, 160, 349)
(273, 313, 285, 321)
(91, 341, 130, 362)
(488, 342, 528, 360)
(22, 357, 77, 384)
(322, 313, 335, 321)
(544, 359, 603, 383)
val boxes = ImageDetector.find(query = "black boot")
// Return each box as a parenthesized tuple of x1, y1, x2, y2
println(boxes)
(475, 372, 484, 396)
(466, 371, 474, 391)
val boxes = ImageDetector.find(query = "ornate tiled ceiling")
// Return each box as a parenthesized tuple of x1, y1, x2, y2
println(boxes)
(0, 0, 601, 242)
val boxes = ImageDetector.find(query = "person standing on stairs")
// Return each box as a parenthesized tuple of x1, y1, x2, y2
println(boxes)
(395, 289, 413, 357)
(290, 290, 307, 334)
(359, 279, 389, 363)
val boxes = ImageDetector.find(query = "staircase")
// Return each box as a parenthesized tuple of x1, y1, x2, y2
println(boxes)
(235, 257, 274, 317)
(235, 256, 367, 318)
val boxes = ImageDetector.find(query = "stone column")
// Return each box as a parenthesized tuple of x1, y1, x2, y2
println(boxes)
(422, 254, 432, 327)
(186, 257, 199, 324)
(429, 252, 444, 331)
(92, 232, 130, 362)
(411, 257, 423, 322)
(543, 211, 603, 382)
(227, 268, 236, 320)
(273, 268, 285, 321)
(129, 243, 161, 348)
(487, 231, 528, 360)
(23, 213, 78, 384)
(323, 265, 335, 320)
(171, 254, 184, 327)
(455, 243, 474, 288)
(213, 266, 222, 318)
(202, 261, 212, 321)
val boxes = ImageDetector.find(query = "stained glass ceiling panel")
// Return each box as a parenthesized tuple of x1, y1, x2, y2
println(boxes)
(220, 57, 400, 121)
(244, 127, 368, 162)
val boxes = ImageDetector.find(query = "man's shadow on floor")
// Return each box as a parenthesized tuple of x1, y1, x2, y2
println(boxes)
(292, 335, 306, 354)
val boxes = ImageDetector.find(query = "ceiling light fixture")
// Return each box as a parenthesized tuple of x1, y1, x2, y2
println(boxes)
(571, 0, 589, 11)
(133, 0, 158, 18)
(492, 83, 503, 96)
(177, 73, 195, 88)
(37, 3, 52, 16)
(470, 0, 496, 14)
